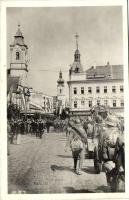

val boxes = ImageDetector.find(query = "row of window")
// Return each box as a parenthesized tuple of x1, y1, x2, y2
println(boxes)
(73, 99, 124, 108)
(73, 85, 124, 95)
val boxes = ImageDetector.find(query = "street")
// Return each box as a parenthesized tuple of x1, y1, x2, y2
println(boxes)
(8, 130, 110, 194)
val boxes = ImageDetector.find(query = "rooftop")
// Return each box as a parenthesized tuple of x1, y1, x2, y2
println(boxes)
(57, 70, 64, 84)
(86, 64, 123, 80)
(15, 26, 24, 38)
(10, 25, 28, 48)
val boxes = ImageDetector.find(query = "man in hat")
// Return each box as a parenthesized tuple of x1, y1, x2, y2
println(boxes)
(65, 128, 84, 175)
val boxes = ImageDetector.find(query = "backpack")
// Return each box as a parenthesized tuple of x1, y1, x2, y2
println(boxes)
(71, 139, 83, 151)
(87, 123, 94, 134)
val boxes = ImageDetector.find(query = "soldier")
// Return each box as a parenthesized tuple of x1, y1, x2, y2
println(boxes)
(31, 119, 36, 136)
(10, 118, 15, 144)
(7, 120, 12, 155)
(20, 119, 25, 134)
(65, 121, 85, 175)
(38, 119, 44, 138)
(83, 118, 88, 134)
(46, 118, 50, 133)
(71, 134, 83, 175)
(66, 125, 72, 137)
(87, 120, 94, 139)
(35, 119, 39, 137)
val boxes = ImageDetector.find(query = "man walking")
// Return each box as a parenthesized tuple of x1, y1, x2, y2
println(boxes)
(71, 134, 83, 174)
(65, 119, 87, 175)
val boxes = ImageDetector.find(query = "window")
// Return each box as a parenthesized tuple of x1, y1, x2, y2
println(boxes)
(96, 86, 100, 93)
(97, 100, 100, 106)
(121, 99, 124, 107)
(112, 86, 116, 93)
(60, 89, 62, 94)
(16, 51, 20, 60)
(75, 67, 79, 73)
(81, 87, 84, 94)
(104, 86, 107, 93)
(120, 85, 124, 93)
(89, 100, 92, 108)
(113, 100, 116, 107)
(88, 87, 92, 94)
(81, 99, 85, 106)
(73, 88, 77, 95)
(74, 101, 77, 108)
(104, 100, 108, 107)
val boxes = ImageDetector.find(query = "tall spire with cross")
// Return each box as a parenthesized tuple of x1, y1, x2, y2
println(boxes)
(74, 33, 81, 63)
(75, 33, 79, 50)
(70, 33, 83, 73)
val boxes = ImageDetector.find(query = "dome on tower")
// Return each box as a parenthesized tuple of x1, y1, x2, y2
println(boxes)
(10, 25, 28, 48)
(57, 70, 64, 85)
(75, 49, 80, 55)
(15, 27, 24, 38)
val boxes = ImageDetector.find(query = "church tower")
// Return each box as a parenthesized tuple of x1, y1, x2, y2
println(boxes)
(57, 70, 65, 107)
(9, 25, 28, 86)
(70, 33, 83, 73)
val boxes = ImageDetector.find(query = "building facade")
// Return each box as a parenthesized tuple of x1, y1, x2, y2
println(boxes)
(29, 92, 53, 114)
(7, 25, 30, 113)
(67, 35, 124, 117)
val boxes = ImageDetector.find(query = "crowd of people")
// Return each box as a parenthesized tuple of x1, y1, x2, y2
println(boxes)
(7, 110, 125, 192)
(8, 118, 46, 140)
(7, 116, 68, 145)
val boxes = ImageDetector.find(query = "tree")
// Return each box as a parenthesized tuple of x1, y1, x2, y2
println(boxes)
(7, 103, 20, 119)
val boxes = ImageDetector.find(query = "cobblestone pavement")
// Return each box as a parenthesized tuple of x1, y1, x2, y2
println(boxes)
(8, 131, 110, 194)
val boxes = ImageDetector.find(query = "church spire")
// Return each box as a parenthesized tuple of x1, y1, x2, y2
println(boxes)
(15, 24, 24, 38)
(75, 33, 79, 50)
(10, 25, 28, 48)
(57, 70, 64, 85)
(74, 33, 80, 62)
(69, 33, 83, 73)
(59, 69, 62, 79)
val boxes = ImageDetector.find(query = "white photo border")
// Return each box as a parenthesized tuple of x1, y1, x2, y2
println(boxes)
(0, 0, 128, 200)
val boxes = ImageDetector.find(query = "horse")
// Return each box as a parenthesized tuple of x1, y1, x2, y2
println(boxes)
(106, 134, 125, 192)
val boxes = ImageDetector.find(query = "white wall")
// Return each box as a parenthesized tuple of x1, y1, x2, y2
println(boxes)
(30, 92, 54, 113)
(69, 80, 124, 111)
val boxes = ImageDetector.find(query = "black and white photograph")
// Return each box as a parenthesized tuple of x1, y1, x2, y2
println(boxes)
(0, 0, 128, 199)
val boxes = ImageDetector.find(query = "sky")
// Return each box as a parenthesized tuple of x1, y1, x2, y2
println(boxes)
(7, 6, 123, 96)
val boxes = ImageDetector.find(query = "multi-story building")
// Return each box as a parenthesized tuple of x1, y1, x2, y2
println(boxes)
(67, 35, 124, 117)
(29, 92, 53, 114)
